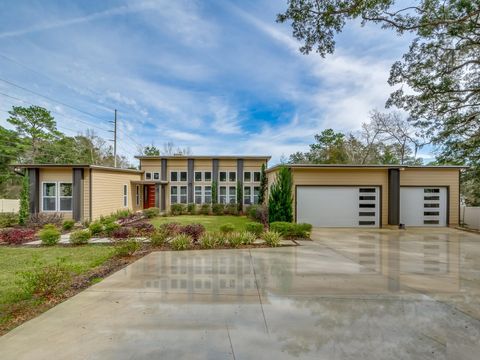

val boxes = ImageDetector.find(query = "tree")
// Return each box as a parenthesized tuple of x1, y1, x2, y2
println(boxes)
(142, 144, 160, 156)
(236, 181, 243, 212)
(268, 166, 293, 223)
(258, 163, 268, 205)
(7, 106, 60, 162)
(18, 172, 29, 225)
(161, 142, 191, 156)
(211, 180, 218, 204)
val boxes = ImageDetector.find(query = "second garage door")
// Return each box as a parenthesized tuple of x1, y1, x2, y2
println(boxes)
(400, 187, 447, 226)
(296, 186, 380, 227)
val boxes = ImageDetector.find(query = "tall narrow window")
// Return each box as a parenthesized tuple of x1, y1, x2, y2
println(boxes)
(229, 186, 236, 204)
(244, 172, 251, 182)
(229, 172, 236, 182)
(145, 172, 152, 180)
(59, 183, 72, 211)
(204, 171, 212, 182)
(42, 182, 57, 211)
(219, 172, 227, 182)
(244, 186, 251, 205)
(204, 186, 212, 204)
(195, 172, 202, 182)
(219, 186, 227, 204)
(136, 185, 140, 206)
(180, 186, 188, 204)
(171, 186, 178, 204)
(195, 186, 202, 204)
(170, 172, 178, 182)
(253, 186, 260, 204)
(123, 184, 128, 207)
(253, 171, 261, 182)
(180, 172, 187, 182)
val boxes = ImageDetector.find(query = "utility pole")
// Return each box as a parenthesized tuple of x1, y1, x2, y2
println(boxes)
(109, 109, 117, 167)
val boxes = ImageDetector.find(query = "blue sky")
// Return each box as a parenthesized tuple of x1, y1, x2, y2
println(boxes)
(0, 0, 429, 165)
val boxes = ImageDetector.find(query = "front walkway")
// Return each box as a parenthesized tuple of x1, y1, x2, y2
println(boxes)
(1, 228, 480, 359)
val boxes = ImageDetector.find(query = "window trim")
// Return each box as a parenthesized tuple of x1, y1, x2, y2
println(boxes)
(195, 185, 202, 204)
(180, 171, 188, 182)
(228, 186, 236, 204)
(58, 182, 73, 212)
(204, 171, 212, 182)
(243, 186, 252, 205)
(171, 186, 178, 204)
(253, 171, 261, 182)
(244, 171, 251, 182)
(219, 171, 227, 182)
(194, 171, 203, 182)
(41, 182, 57, 212)
(219, 186, 227, 204)
(123, 184, 128, 208)
(228, 171, 236, 182)
(180, 185, 188, 204)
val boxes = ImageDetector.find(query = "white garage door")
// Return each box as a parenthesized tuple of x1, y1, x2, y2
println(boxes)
(297, 186, 380, 227)
(400, 187, 447, 226)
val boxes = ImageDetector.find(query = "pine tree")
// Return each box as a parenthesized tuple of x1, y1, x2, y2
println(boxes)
(268, 166, 293, 223)
(236, 181, 243, 212)
(18, 172, 29, 225)
(258, 163, 267, 205)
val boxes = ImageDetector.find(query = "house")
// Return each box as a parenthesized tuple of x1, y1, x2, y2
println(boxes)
(14, 158, 464, 228)
(266, 164, 464, 228)
(14, 155, 269, 222)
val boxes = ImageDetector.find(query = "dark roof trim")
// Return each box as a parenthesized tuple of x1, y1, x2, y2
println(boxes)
(136, 155, 271, 160)
(266, 164, 468, 173)
(12, 164, 143, 174)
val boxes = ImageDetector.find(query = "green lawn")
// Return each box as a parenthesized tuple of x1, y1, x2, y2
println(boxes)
(150, 215, 252, 232)
(0, 246, 115, 325)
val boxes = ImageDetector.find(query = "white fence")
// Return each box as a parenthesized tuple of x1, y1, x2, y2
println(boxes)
(0, 199, 20, 213)
(461, 206, 480, 230)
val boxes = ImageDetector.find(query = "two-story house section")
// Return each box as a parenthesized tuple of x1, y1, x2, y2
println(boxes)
(135, 155, 270, 212)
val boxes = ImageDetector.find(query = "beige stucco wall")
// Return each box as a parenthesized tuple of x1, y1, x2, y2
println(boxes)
(400, 168, 460, 225)
(39, 168, 73, 219)
(90, 169, 142, 219)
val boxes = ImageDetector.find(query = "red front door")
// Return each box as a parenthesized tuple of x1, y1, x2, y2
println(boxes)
(144, 185, 156, 209)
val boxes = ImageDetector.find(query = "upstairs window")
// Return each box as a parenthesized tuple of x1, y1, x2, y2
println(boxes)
(170, 172, 178, 182)
(145, 172, 152, 180)
(180, 172, 187, 182)
(253, 171, 261, 182)
(204, 172, 212, 182)
(195, 172, 202, 182)
(244, 172, 251, 182)
(219, 172, 227, 182)
(229, 172, 236, 182)
(153, 172, 160, 180)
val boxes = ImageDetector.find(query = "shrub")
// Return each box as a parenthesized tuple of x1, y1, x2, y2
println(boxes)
(187, 203, 196, 215)
(171, 203, 186, 216)
(143, 207, 160, 218)
(199, 204, 210, 215)
(27, 213, 63, 228)
(262, 231, 281, 247)
(114, 239, 140, 257)
(269, 222, 311, 239)
(114, 209, 132, 220)
(297, 223, 313, 234)
(0, 212, 19, 228)
(19, 258, 72, 298)
(199, 232, 217, 249)
(69, 230, 91, 245)
(224, 203, 238, 215)
(228, 233, 243, 248)
(111, 227, 133, 239)
(117, 212, 144, 225)
(0, 228, 36, 244)
(238, 231, 256, 245)
(150, 229, 169, 247)
(211, 203, 224, 215)
(179, 223, 205, 242)
(62, 219, 75, 231)
(219, 223, 235, 234)
(160, 222, 181, 237)
(268, 166, 293, 223)
(246, 205, 268, 225)
(170, 234, 191, 250)
(245, 222, 263, 236)
(39, 225, 61, 246)
(89, 221, 103, 236)
(104, 221, 120, 236)
(128, 221, 155, 236)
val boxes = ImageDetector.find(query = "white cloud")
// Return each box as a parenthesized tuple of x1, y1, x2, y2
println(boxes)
(209, 97, 242, 134)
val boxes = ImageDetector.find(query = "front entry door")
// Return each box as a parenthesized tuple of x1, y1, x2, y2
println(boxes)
(144, 185, 156, 209)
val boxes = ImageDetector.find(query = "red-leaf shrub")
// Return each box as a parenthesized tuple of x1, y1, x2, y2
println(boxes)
(111, 227, 133, 239)
(179, 224, 205, 242)
(1, 228, 36, 244)
(128, 221, 155, 236)
(159, 222, 182, 237)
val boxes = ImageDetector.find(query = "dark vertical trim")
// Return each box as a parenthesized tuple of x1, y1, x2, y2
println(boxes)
(388, 169, 400, 225)
(187, 158, 194, 203)
(28, 168, 39, 214)
(161, 185, 166, 211)
(161, 159, 167, 181)
(212, 159, 219, 182)
(89, 169, 93, 222)
(72, 168, 84, 222)
(458, 170, 461, 226)
(237, 159, 244, 209)
(155, 184, 160, 208)
(446, 185, 450, 226)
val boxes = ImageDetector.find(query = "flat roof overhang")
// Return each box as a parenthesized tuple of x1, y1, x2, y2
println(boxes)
(136, 155, 271, 160)
(131, 180, 168, 185)
(12, 164, 143, 174)
(266, 164, 469, 173)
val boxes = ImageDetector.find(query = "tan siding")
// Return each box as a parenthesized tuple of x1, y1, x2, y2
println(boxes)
(39, 168, 73, 219)
(140, 159, 161, 174)
(400, 168, 460, 225)
(83, 169, 90, 222)
(91, 169, 142, 219)
(195, 159, 211, 168)
(218, 159, 237, 170)
(244, 159, 268, 168)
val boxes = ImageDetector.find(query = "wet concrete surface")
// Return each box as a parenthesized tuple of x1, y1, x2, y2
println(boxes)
(1, 228, 480, 359)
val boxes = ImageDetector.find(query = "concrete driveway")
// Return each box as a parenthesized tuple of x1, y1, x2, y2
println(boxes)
(1, 228, 480, 359)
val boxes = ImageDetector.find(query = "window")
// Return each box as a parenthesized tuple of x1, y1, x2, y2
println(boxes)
(219, 186, 227, 204)
(42, 182, 57, 211)
(171, 186, 178, 204)
(244, 186, 251, 205)
(171, 172, 178, 182)
(136, 185, 140, 206)
(204, 186, 212, 204)
(153, 172, 160, 180)
(424, 188, 440, 193)
(180, 172, 187, 182)
(253, 186, 260, 204)
(59, 183, 72, 211)
(219, 172, 227, 182)
(180, 186, 187, 204)
(244, 172, 251, 182)
(229, 172, 236, 182)
(123, 184, 128, 207)
(204, 172, 212, 182)
(359, 188, 376, 193)
(195, 172, 202, 182)
(253, 171, 261, 182)
(229, 186, 236, 204)
(195, 186, 202, 204)
(145, 172, 152, 180)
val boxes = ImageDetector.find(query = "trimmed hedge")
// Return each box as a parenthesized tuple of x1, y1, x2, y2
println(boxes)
(269, 222, 311, 239)
(245, 222, 264, 236)
(69, 229, 91, 245)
